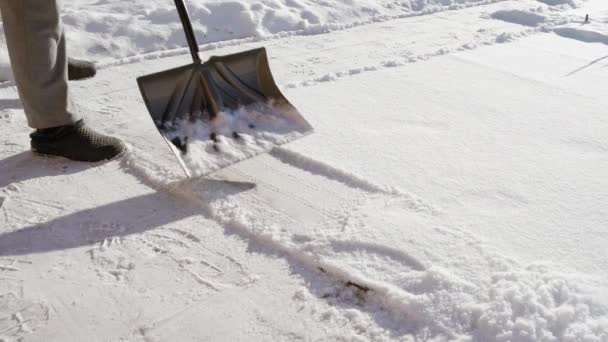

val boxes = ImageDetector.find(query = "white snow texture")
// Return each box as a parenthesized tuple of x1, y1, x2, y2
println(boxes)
(1, 0, 608, 341)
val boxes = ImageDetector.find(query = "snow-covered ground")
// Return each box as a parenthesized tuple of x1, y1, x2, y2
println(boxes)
(1, 0, 608, 341)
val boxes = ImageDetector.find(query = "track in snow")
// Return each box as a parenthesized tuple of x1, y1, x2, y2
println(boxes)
(1, 0, 608, 339)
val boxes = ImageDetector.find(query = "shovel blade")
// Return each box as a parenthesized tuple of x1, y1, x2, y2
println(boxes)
(137, 48, 312, 177)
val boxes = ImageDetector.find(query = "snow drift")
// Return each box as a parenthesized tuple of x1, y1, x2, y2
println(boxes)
(0, 0, 588, 81)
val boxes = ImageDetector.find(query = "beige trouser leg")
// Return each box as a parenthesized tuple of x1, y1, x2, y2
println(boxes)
(0, 0, 79, 129)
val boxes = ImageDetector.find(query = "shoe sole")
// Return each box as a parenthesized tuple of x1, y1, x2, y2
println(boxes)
(31, 146, 128, 163)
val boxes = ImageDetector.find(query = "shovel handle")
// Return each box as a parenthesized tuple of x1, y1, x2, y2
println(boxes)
(174, 0, 201, 63)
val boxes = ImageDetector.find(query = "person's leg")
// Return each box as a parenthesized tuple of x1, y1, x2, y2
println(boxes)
(0, 0, 78, 129)
(0, 0, 125, 161)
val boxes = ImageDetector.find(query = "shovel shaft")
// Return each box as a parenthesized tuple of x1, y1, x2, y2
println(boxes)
(174, 0, 201, 63)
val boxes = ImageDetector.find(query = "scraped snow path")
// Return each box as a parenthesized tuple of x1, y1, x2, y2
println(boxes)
(1, 1, 608, 340)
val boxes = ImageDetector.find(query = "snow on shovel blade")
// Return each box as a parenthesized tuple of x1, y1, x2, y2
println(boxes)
(137, 47, 313, 177)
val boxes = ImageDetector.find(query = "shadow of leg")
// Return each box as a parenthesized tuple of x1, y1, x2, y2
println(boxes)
(0, 192, 192, 256)
(0, 151, 93, 188)
(0, 176, 256, 256)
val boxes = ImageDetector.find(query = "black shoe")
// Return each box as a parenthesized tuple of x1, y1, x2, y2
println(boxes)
(31, 120, 125, 162)
(68, 58, 97, 81)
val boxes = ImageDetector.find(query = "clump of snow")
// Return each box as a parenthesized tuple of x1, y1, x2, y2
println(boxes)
(382, 60, 405, 68)
(286, 68, 372, 88)
(119, 145, 185, 191)
(475, 265, 608, 341)
(496, 31, 517, 43)
(163, 103, 310, 176)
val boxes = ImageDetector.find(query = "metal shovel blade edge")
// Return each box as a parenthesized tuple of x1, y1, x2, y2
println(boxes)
(136, 47, 313, 177)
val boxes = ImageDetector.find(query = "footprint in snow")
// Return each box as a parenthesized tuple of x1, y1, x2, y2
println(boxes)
(139, 228, 252, 288)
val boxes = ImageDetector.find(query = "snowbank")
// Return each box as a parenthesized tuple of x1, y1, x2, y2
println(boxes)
(553, 23, 608, 44)
(60, 0, 503, 61)
(0, 0, 587, 81)
(491, 9, 548, 27)
(485, 5, 608, 47)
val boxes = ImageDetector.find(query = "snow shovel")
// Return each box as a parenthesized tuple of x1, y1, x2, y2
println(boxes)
(137, 0, 312, 177)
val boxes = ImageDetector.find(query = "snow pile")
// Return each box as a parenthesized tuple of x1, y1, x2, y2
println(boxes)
(475, 265, 608, 341)
(0, 0, 549, 81)
(553, 11, 608, 44)
(0, 0, 594, 81)
(491, 9, 548, 27)
(162, 103, 311, 176)
(59, 0, 505, 61)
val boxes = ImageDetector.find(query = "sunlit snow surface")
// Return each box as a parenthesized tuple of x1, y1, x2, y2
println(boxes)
(160, 103, 311, 176)
(1, 0, 608, 340)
